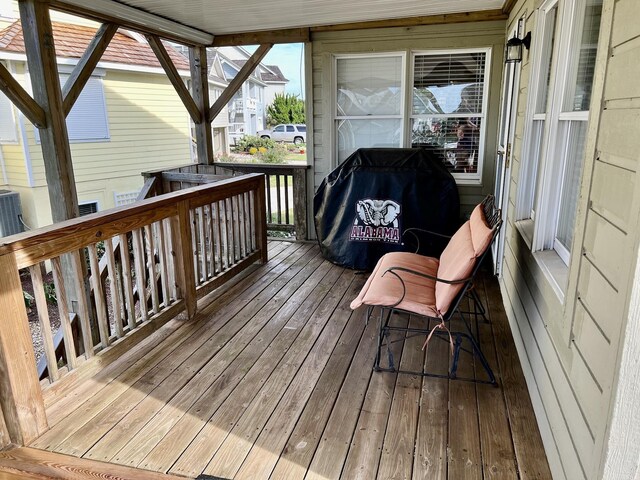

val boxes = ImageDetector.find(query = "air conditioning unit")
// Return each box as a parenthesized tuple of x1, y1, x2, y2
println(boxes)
(0, 190, 24, 237)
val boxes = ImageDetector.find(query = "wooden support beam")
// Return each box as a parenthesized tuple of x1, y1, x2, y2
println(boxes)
(0, 254, 48, 445)
(62, 23, 118, 116)
(19, 0, 78, 222)
(189, 45, 214, 165)
(309, 9, 508, 32)
(213, 27, 309, 47)
(502, 0, 518, 14)
(146, 35, 201, 124)
(0, 63, 46, 128)
(208, 43, 272, 123)
(171, 201, 197, 319)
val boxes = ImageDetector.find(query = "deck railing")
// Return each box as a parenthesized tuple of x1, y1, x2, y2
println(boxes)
(0, 174, 267, 446)
(142, 162, 309, 240)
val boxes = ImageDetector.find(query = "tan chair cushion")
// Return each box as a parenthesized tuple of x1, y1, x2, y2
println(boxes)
(435, 204, 494, 314)
(350, 252, 440, 317)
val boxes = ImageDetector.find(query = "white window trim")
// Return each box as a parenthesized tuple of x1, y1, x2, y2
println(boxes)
(333, 52, 407, 166)
(410, 47, 491, 185)
(78, 200, 100, 216)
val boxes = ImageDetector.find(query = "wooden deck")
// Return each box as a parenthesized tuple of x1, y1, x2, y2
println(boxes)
(23, 241, 551, 480)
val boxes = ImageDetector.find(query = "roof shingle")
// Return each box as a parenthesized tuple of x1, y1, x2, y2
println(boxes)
(0, 21, 190, 70)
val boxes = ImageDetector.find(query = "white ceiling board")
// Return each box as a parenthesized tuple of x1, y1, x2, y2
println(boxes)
(60, 0, 505, 36)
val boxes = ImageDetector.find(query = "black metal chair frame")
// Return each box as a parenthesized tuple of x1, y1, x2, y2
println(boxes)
(366, 196, 502, 386)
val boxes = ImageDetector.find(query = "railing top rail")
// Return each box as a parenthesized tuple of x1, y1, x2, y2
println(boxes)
(0, 173, 264, 268)
(214, 162, 310, 172)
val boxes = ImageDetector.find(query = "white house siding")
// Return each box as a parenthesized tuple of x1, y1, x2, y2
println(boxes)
(309, 21, 506, 218)
(498, 0, 640, 478)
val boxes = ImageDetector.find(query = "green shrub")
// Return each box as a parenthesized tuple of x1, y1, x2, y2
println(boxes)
(234, 135, 276, 152)
(44, 282, 57, 305)
(23, 290, 34, 310)
(257, 144, 287, 164)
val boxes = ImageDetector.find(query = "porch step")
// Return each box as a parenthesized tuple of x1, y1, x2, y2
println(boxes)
(0, 447, 190, 479)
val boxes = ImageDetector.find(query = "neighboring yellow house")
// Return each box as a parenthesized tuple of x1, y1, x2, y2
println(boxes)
(0, 19, 223, 230)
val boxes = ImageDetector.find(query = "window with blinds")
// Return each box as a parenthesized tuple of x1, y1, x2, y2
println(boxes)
(410, 50, 489, 178)
(0, 90, 17, 143)
(335, 54, 404, 164)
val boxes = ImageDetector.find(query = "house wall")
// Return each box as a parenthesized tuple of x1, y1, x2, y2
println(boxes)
(309, 20, 506, 219)
(1, 66, 192, 229)
(498, 0, 640, 478)
(264, 82, 286, 110)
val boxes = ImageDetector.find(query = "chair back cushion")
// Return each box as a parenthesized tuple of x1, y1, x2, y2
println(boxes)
(435, 204, 494, 314)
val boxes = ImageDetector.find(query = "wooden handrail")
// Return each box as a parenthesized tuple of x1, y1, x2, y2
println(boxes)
(0, 174, 268, 446)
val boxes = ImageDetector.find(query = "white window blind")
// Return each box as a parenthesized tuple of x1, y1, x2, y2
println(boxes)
(335, 55, 404, 163)
(411, 51, 488, 178)
(62, 74, 109, 142)
(0, 90, 17, 142)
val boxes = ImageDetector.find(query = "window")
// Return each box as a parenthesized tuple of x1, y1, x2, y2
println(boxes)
(79, 201, 98, 216)
(335, 54, 404, 164)
(34, 74, 109, 142)
(0, 90, 17, 142)
(114, 191, 140, 206)
(333, 50, 490, 181)
(297, 125, 306, 132)
(286, 125, 295, 132)
(274, 125, 284, 132)
(518, 0, 603, 267)
(411, 50, 489, 180)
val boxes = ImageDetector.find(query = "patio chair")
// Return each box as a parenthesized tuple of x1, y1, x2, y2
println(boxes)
(350, 195, 501, 385)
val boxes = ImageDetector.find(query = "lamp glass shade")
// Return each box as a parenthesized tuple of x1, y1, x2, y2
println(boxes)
(505, 41, 523, 63)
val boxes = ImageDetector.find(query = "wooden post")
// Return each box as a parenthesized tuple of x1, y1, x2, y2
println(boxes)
(171, 201, 197, 319)
(189, 45, 214, 165)
(19, 0, 79, 222)
(0, 254, 48, 445)
(292, 168, 308, 241)
(254, 177, 269, 264)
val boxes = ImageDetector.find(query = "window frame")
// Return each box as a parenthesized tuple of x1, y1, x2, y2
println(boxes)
(333, 52, 407, 165)
(517, 0, 603, 272)
(409, 47, 492, 185)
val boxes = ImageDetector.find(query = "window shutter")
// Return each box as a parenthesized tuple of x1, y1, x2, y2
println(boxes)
(62, 75, 109, 141)
(0, 91, 17, 142)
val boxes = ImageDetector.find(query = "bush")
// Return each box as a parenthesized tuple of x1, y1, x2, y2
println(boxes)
(257, 144, 287, 164)
(234, 135, 276, 152)
(266, 93, 305, 126)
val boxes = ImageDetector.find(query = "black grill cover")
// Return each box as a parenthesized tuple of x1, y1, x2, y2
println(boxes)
(314, 148, 459, 270)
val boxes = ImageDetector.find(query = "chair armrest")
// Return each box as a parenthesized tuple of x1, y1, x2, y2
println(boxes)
(402, 228, 452, 254)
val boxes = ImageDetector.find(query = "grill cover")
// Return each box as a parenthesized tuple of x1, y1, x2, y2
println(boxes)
(314, 148, 459, 270)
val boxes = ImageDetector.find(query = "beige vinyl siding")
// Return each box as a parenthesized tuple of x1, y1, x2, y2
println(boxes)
(499, 0, 640, 478)
(0, 63, 30, 188)
(310, 20, 506, 218)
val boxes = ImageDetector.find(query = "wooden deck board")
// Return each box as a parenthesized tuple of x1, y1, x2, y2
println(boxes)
(28, 244, 551, 480)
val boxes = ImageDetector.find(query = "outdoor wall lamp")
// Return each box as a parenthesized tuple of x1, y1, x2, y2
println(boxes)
(505, 32, 532, 63)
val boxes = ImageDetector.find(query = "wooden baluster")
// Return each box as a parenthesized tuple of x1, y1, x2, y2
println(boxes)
(131, 229, 148, 322)
(206, 204, 216, 276)
(231, 196, 239, 262)
(0, 252, 47, 443)
(284, 174, 290, 224)
(226, 197, 234, 266)
(104, 238, 124, 338)
(87, 244, 110, 349)
(265, 174, 272, 226)
(293, 167, 308, 241)
(155, 221, 171, 308)
(144, 224, 160, 315)
(197, 207, 207, 281)
(118, 233, 137, 330)
(218, 201, 225, 271)
(171, 200, 197, 319)
(238, 194, 246, 259)
(255, 178, 268, 263)
(276, 174, 282, 225)
(51, 257, 77, 369)
(190, 209, 201, 286)
(163, 218, 177, 301)
(29, 263, 59, 382)
(70, 250, 94, 358)
(249, 190, 256, 252)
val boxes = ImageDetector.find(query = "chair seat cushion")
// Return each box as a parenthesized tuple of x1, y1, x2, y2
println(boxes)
(350, 252, 440, 317)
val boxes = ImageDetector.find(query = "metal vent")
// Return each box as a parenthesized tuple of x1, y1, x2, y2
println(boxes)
(0, 190, 23, 237)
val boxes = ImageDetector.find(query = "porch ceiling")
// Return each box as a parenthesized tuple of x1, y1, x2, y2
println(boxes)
(54, 0, 505, 41)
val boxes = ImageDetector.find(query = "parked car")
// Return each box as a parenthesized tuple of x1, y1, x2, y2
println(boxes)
(257, 124, 306, 144)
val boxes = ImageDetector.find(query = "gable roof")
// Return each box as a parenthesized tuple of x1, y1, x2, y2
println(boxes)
(262, 65, 288, 83)
(0, 20, 190, 70)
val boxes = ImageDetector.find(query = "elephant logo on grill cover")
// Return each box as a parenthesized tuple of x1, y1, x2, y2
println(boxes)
(350, 199, 401, 243)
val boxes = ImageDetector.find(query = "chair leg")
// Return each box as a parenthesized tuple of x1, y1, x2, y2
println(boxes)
(374, 308, 394, 372)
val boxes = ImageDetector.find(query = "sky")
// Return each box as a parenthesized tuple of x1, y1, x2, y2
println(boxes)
(245, 43, 305, 99)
